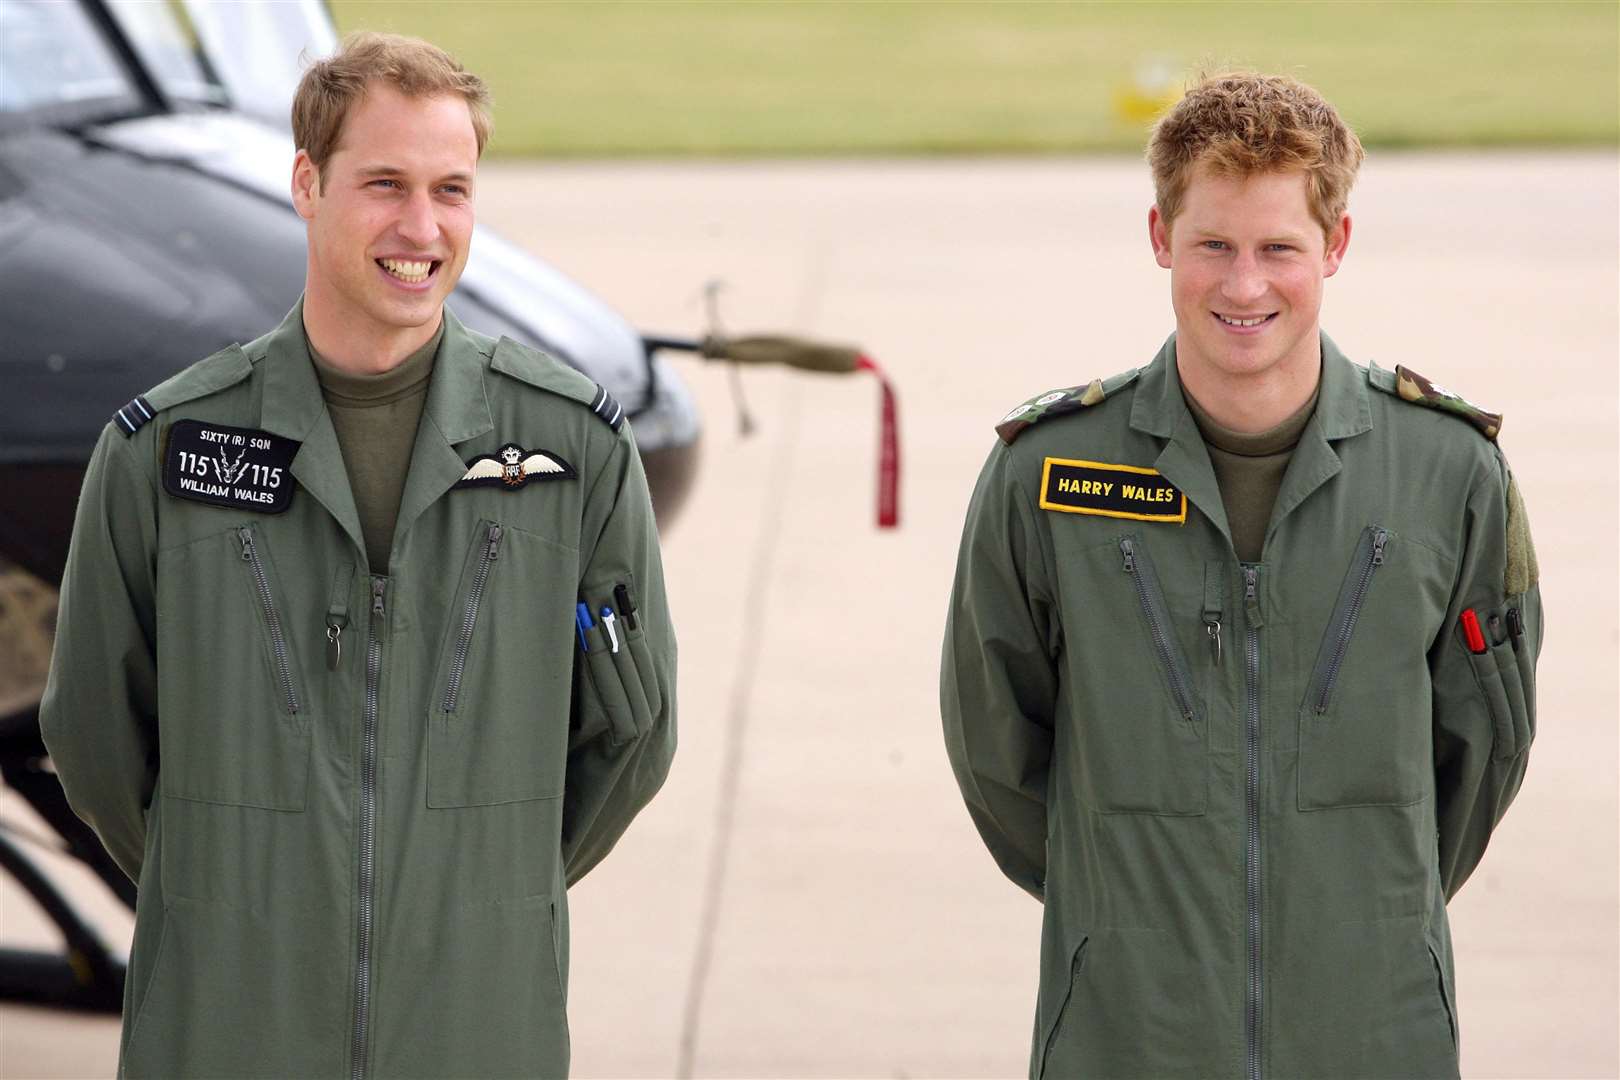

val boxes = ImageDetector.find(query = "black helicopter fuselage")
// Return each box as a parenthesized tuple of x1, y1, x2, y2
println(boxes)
(0, 116, 700, 583)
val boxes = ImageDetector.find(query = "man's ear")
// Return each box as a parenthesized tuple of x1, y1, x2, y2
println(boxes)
(291, 150, 320, 222)
(1322, 213, 1352, 278)
(1148, 205, 1173, 269)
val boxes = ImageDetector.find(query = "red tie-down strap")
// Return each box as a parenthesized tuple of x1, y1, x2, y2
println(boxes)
(856, 355, 899, 528)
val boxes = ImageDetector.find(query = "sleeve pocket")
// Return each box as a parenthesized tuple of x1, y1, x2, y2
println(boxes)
(579, 578, 659, 747)
(625, 629, 663, 720)
(1509, 624, 1537, 744)
(1492, 634, 1531, 756)
(1462, 633, 1519, 761)
(584, 645, 639, 746)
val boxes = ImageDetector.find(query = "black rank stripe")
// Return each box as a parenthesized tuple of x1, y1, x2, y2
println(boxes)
(1040, 457, 1186, 523)
(114, 395, 156, 436)
(590, 385, 625, 431)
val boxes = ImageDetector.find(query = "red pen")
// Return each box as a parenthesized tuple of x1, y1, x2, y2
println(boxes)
(1460, 609, 1487, 654)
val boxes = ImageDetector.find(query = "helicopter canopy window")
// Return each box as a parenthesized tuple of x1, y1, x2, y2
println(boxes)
(181, 0, 338, 130)
(0, 0, 136, 115)
(105, 0, 226, 107)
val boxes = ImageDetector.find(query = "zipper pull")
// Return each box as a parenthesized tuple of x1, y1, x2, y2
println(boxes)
(325, 564, 353, 672)
(1201, 562, 1224, 667)
(238, 527, 254, 561)
(1120, 538, 1136, 573)
(486, 523, 503, 561)
(371, 576, 386, 617)
(1372, 529, 1389, 566)
(1243, 566, 1264, 628)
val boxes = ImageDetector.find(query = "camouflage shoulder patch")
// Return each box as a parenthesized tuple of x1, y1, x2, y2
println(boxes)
(1386, 364, 1503, 441)
(1504, 469, 1539, 595)
(996, 368, 1139, 444)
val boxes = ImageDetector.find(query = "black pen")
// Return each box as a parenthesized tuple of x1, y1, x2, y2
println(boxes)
(614, 583, 638, 631)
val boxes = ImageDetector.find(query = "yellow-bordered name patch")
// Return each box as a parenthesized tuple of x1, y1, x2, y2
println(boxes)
(1040, 458, 1186, 523)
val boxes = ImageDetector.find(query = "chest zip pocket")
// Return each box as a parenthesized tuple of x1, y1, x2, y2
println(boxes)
(238, 525, 302, 720)
(430, 520, 574, 812)
(1099, 535, 1207, 815)
(1298, 526, 1427, 810)
(1308, 526, 1389, 716)
(443, 523, 503, 715)
(1121, 537, 1199, 727)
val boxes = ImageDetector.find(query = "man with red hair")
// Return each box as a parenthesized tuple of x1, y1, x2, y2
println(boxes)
(943, 72, 1539, 1078)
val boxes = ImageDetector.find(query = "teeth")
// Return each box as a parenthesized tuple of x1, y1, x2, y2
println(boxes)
(1219, 314, 1270, 327)
(380, 258, 432, 283)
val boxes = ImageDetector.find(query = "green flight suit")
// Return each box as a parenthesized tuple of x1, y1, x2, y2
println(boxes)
(941, 334, 1540, 1080)
(40, 302, 677, 1079)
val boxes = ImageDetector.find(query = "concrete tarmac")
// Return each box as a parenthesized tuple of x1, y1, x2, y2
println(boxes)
(2, 154, 1615, 1078)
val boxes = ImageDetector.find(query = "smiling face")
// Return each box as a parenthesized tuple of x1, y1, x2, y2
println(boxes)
(1149, 162, 1350, 393)
(292, 81, 478, 367)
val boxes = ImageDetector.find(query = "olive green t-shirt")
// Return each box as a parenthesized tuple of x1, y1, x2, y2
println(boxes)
(307, 322, 444, 572)
(1183, 382, 1321, 564)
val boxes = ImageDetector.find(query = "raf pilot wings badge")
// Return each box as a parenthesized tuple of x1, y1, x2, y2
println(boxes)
(456, 443, 577, 490)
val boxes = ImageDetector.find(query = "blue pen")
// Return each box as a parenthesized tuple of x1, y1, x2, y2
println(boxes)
(575, 602, 594, 652)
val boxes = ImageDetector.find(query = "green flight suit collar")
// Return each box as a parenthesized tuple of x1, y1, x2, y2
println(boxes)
(393, 306, 496, 559)
(1128, 330, 1372, 556)
(257, 299, 496, 568)
(259, 299, 493, 443)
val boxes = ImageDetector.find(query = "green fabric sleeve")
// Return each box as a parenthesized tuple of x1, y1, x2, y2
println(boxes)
(39, 427, 161, 884)
(941, 442, 1060, 901)
(561, 427, 678, 886)
(1432, 451, 1541, 900)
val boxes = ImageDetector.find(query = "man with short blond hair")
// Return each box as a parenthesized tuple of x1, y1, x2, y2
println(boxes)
(942, 72, 1539, 1078)
(43, 32, 676, 1078)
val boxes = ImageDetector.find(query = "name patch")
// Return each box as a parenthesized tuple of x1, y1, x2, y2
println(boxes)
(163, 420, 299, 514)
(1040, 458, 1186, 523)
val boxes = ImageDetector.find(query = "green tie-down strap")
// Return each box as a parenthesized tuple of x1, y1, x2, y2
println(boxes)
(701, 334, 862, 374)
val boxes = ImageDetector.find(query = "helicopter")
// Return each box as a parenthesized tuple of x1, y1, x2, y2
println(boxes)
(0, 0, 891, 1012)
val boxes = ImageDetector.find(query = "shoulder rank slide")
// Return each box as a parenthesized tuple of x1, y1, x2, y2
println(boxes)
(113, 395, 156, 437)
(997, 368, 1139, 444)
(1393, 365, 1502, 441)
(589, 385, 625, 433)
(997, 381, 1105, 444)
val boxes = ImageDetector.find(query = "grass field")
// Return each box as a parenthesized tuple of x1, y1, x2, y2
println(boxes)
(328, 1, 1619, 157)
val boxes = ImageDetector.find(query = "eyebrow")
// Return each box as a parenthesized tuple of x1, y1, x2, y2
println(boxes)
(1189, 228, 1310, 245)
(355, 165, 475, 185)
